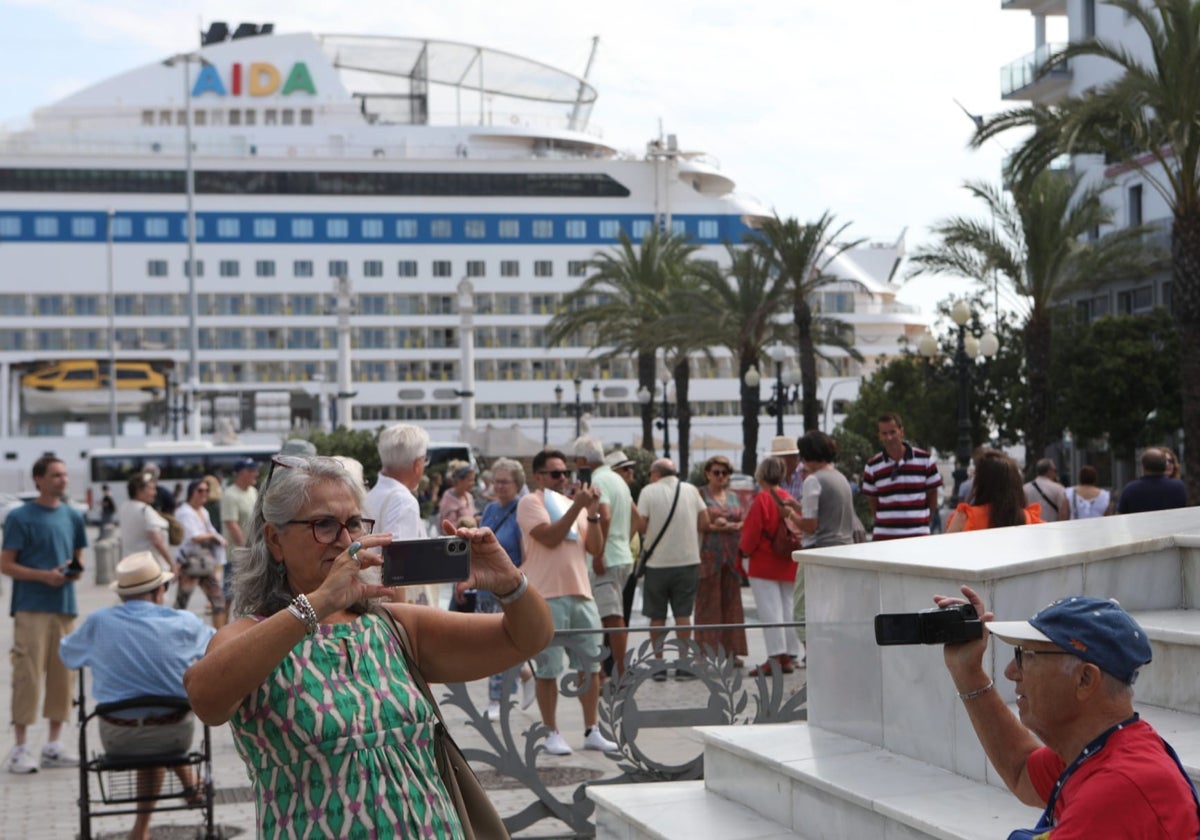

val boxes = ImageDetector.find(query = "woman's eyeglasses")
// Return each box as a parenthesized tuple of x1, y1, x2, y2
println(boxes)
(709, 469, 731, 477)
(284, 516, 375, 545)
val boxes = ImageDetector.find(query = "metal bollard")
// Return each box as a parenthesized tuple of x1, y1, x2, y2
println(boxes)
(93, 535, 120, 586)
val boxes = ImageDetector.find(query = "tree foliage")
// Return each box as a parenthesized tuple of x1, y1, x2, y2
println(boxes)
(295, 426, 383, 484)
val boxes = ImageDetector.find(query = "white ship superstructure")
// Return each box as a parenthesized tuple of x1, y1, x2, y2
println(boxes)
(0, 24, 928, 488)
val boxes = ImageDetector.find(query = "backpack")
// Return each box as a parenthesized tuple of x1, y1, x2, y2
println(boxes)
(766, 489, 803, 559)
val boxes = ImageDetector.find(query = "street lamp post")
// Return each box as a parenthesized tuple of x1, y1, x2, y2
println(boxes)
(918, 299, 1000, 507)
(637, 377, 674, 458)
(743, 343, 799, 437)
(550, 378, 599, 442)
(105, 208, 117, 446)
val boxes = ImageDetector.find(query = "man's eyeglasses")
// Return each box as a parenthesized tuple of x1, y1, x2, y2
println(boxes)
(538, 469, 570, 479)
(1012, 645, 1076, 671)
(284, 516, 375, 545)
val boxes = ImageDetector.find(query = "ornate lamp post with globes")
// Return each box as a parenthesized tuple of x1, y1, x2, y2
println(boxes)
(918, 299, 1000, 507)
(743, 343, 799, 437)
(637, 373, 674, 459)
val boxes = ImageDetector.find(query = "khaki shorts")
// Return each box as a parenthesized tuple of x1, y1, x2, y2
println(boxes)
(533, 596, 603, 678)
(588, 562, 633, 619)
(11, 611, 76, 726)
(100, 715, 196, 757)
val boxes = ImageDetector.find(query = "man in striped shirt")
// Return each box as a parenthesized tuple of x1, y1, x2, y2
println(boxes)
(861, 413, 942, 540)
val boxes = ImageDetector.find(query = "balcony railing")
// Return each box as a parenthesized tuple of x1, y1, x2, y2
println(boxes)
(1000, 42, 1071, 98)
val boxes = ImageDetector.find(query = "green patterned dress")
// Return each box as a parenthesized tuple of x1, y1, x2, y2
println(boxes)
(229, 613, 465, 839)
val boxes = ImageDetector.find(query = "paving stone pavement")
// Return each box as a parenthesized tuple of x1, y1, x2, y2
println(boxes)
(0, 538, 804, 838)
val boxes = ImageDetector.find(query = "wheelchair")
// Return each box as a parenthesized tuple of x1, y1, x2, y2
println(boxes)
(75, 669, 221, 839)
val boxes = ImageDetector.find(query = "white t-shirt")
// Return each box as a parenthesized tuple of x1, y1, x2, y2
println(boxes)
(636, 477, 706, 568)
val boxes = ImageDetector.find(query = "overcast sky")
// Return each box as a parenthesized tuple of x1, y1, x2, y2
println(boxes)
(0, 0, 1058, 317)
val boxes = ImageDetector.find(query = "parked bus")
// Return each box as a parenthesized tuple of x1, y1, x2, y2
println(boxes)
(85, 442, 279, 521)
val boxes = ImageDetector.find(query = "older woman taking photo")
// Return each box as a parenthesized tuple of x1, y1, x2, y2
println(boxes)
(184, 455, 552, 839)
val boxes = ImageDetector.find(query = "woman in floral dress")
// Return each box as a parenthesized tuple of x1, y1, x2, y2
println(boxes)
(694, 456, 748, 666)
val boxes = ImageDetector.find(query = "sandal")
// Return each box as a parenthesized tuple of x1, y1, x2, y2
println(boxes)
(776, 655, 795, 674)
(748, 661, 774, 677)
(732, 657, 745, 668)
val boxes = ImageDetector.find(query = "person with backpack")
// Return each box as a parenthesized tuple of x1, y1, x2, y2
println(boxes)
(738, 456, 800, 677)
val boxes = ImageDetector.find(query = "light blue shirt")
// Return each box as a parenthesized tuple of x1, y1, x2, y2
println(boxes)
(60, 599, 215, 716)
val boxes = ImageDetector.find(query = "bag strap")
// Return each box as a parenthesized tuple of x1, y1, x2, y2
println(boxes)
(641, 479, 682, 565)
(1030, 479, 1057, 511)
(371, 605, 447, 729)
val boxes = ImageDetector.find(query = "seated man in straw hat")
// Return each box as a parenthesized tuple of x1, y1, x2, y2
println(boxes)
(60, 552, 216, 840)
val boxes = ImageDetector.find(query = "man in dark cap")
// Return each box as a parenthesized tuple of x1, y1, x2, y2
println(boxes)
(935, 586, 1199, 838)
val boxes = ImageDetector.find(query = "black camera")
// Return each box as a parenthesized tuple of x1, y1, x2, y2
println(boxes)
(874, 603, 983, 646)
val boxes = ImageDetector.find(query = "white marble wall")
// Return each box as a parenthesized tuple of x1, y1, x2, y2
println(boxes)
(800, 508, 1200, 779)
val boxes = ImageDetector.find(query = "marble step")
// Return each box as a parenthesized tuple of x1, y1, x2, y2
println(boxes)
(698, 723, 1042, 840)
(1129, 610, 1200, 714)
(1139, 703, 1200, 783)
(589, 779, 809, 840)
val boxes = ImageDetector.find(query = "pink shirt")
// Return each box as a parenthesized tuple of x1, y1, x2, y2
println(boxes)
(516, 491, 592, 600)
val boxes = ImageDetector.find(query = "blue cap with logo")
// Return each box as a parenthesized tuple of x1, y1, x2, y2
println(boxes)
(234, 458, 259, 472)
(987, 596, 1152, 685)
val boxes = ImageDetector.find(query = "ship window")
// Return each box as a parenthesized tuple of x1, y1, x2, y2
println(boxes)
(466, 261, 485, 278)
(37, 330, 66, 350)
(531, 294, 555, 314)
(300, 109, 313, 125)
(229, 110, 241, 126)
(217, 329, 244, 350)
(396, 295, 421, 315)
(0, 295, 26, 315)
(144, 295, 173, 316)
(430, 219, 452, 238)
(292, 295, 318, 315)
(326, 218, 349, 239)
(159, 110, 172, 125)
(500, 260, 519, 277)
(244, 110, 256, 126)
(0, 217, 19, 237)
(114, 295, 136, 315)
(671, 219, 687, 236)
(288, 328, 321, 349)
(281, 109, 294, 126)
(179, 217, 204, 238)
(360, 295, 387, 315)
(363, 260, 383, 277)
(254, 218, 276, 238)
(430, 361, 457, 381)
(429, 296, 454, 315)
(432, 261, 452, 278)
(183, 260, 204, 278)
(497, 295, 521, 314)
(254, 296, 283, 315)
(141, 110, 154, 126)
(256, 260, 275, 277)
(632, 220, 652, 238)
(210, 110, 224, 127)
(112, 217, 132, 237)
(532, 219, 553, 239)
(147, 260, 168, 277)
(253, 329, 277, 349)
(176, 110, 187, 125)
(358, 328, 389, 349)
(398, 260, 417, 277)
(396, 219, 417, 238)
(698, 220, 719, 239)
(329, 260, 348, 277)
(34, 216, 59, 237)
(294, 260, 313, 277)
(71, 217, 96, 237)
(291, 218, 314, 238)
(534, 260, 553, 277)
(498, 219, 519, 238)
(361, 218, 383, 239)
(213, 295, 243, 315)
(35, 295, 63, 315)
(0, 331, 24, 351)
(219, 260, 240, 277)
(598, 220, 620, 239)
(567, 261, 588, 277)
(217, 218, 241, 238)
(464, 219, 486, 239)
(72, 296, 99, 316)
(194, 110, 207, 126)
(565, 220, 586, 239)
(264, 109, 278, 126)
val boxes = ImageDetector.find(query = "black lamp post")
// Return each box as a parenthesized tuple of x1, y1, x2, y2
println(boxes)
(919, 300, 1000, 507)
(637, 378, 674, 458)
(743, 343, 799, 436)
(550, 378, 599, 441)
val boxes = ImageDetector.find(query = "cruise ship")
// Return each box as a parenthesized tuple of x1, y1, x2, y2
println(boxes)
(0, 22, 929, 490)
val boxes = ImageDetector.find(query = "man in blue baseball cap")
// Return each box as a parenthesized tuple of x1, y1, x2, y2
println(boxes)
(935, 585, 1199, 839)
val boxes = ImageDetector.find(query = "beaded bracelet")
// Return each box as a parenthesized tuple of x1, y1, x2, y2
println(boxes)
(494, 572, 529, 606)
(287, 593, 319, 634)
(957, 680, 995, 701)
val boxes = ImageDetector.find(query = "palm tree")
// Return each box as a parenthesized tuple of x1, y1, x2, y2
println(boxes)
(972, 0, 1200, 495)
(675, 246, 791, 473)
(748, 213, 865, 432)
(908, 171, 1158, 466)
(546, 227, 703, 461)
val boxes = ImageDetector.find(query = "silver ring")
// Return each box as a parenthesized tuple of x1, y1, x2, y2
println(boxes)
(348, 541, 362, 561)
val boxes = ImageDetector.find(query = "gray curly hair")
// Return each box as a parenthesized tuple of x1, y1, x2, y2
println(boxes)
(231, 455, 366, 619)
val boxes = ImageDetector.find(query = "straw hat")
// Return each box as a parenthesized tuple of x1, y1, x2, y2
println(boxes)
(109, 551, 174, 597)
(769, 435, 799, 457)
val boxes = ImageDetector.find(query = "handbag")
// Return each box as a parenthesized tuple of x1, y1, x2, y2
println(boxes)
(622, 479, 682, 623)
(372, 606, 510, 840)
(163, 512, 185, 546)
(766, 489, 803, 559)
(179, 542, 219, 577)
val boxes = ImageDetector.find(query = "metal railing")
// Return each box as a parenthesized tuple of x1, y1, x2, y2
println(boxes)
(432, 621, 808, 838)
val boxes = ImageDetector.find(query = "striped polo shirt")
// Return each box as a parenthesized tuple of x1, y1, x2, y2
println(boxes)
(861, 442, 943, 540)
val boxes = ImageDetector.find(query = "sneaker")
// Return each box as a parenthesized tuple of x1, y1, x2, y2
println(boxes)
(485, 701, 501, 722)
(40, 741, 79, 768)
(520, 676, 537, 710)
(543, 731, 573, 756)
(674, 667, 696, 681)
(6, 744, 38, 774)
(583, 726, 618, 753)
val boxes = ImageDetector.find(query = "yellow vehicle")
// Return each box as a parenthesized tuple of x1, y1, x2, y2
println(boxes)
(21, 361, 166, 414)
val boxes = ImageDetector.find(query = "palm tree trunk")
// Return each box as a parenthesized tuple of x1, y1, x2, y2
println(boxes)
(1025, 311, 1052, 470)
(638, 350, 656, 453)
(673, 357, 690, 476)
(1174, 213, 1200, 504)
(794, 299, 820, 432)
(739, 349, 760, 475)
